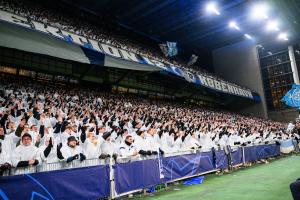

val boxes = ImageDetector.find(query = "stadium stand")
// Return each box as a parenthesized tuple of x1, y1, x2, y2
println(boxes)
(0, 0, 300, 199)
(0, 74, 293, 175)
(0, 0, 252, 91)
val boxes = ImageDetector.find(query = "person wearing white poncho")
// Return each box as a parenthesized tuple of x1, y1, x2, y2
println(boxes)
(185, 132, 201, 150)
(12, 133, 41, 168)
(39, 136, 58, 164)
(99, 132, 118, 160)
(81, 131, 102, 159)
(0, 126, 12, 175)
(119, 135, 138, 158)
(157, 130, 174, 154)
(79, 124, 103, 159)
(200, 132, 215, 151)
(134, 130, 153, 156)
(60, 136, 86, 163)
(145, 127, 161, 155)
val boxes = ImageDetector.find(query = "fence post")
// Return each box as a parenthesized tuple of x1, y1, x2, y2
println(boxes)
(242, 146, 246, 166)
(109, 156, 115, 200)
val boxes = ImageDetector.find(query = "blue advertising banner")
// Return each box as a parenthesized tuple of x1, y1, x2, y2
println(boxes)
(243, 145, 258, 163)
(231, 147, 243, 166)
(256, 144, 280, 160)
(0, 144, 281, 199)
(161, 151, 214, 182)
(215, 150, 228, 170)
(0, 165, 110, 200)
(244, 144, 280, 163)
(114, 158, 161, 194)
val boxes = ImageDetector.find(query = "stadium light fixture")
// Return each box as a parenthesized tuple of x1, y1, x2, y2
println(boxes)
(229, 21, 240, 30)
(244, 34, 252, 39)
(206, 2, 220, 15)
(266, 20, 279, 31)
(278, 32, 288, 41)
(250, 3, 269, 20)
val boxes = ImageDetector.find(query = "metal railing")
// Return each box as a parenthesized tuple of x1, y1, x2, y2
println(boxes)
(2, 142, 284, 199)
(7, 158, 109, 176)
(5, 142, 279, 176)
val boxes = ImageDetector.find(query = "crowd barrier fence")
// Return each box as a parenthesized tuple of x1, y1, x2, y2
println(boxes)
(0, 143, 281, 200)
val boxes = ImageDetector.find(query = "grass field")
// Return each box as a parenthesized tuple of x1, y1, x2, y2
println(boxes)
(136, 155, 300, 200)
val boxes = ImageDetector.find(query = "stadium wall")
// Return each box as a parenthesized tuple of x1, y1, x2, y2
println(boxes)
(212, 40, 268, 118)
(268, 108, 298, 122)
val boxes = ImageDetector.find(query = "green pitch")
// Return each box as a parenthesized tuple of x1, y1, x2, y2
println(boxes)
(140, 155, 300, 200)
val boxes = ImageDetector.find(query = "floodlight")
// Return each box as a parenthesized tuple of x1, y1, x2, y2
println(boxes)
(206, 2, 220, 15)
(278, 32, 288, 41)
(266, 20, 279, 31)
(244, 34, 252, 39)
(229, 21, 240, 30)
(251, 3, 269, 20)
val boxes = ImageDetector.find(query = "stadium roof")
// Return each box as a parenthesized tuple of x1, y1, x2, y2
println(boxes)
(58, 0, 300, 55)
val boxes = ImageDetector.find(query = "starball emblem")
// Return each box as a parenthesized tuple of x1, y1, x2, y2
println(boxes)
(289, 89, 300, 101)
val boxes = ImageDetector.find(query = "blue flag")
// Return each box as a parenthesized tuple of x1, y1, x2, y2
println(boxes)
(166, 41, 178, 57)
(282, 84, 300, 109)
(187, 54, 198, 66)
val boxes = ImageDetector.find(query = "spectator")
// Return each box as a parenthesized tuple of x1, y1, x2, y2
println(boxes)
(0, 74, 291, 174)
(12, 133, 40, 168)
(119, 135, 138, 158)
(39, 137, 59, 163)
(0, 126, 12, 175)
(60, 136, 86, 163)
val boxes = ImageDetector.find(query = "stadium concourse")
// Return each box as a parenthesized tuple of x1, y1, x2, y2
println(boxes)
(1, 0, 300, 200)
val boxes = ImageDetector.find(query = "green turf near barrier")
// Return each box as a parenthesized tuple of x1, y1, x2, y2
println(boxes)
(140, 155, 300, 200)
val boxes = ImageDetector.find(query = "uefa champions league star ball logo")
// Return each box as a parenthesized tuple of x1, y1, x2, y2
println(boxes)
(289, 89, 300, 103)
(0, 174, 55, 200)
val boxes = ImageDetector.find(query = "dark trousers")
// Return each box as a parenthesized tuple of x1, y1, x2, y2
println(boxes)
(290, 179, 300, 200)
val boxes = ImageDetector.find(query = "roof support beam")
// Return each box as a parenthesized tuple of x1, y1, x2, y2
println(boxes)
(114, 71, 132, 85)
(79, 65, 96, 80)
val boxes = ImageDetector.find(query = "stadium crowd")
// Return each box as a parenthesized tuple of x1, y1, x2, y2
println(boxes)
(0, 0, 252, 91)
(0, 75, 294, 175)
